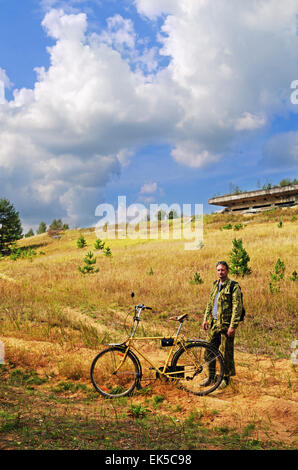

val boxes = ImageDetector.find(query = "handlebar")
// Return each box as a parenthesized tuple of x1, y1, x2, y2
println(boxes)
(135, 304, 152, 310)
(133, 304, 152, 322)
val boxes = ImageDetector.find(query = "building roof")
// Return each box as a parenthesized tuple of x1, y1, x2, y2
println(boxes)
(208, 184, 298, 209)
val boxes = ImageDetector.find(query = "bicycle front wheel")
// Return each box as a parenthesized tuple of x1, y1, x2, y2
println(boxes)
(171, 342, 224, 396)
(91, 346, 140, 398)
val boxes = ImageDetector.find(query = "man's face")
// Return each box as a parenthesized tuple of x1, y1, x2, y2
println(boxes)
(216, 264, 229, 282)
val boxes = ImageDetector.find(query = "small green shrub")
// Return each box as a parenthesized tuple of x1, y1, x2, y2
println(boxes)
(152, 395, 165, 407)
(9, 249, 21, 261)
(130, 403, 148, 418)
(0, 412, 21, 432)
(9, 369, 47, 387)
(94, 238, 105, 250)
(190, 272, 203, 284)
(78, 251, 99, 274)
(9, 247, 37, 261)
(103, 247, 112, 257)
(269, 258, 285, 293)
(77, 235, 87, 248)
(52, 381, 88, 394)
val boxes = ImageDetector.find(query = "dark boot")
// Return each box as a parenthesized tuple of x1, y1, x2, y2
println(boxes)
(218, 376, 230, 389)
(200, 376, 215, 387)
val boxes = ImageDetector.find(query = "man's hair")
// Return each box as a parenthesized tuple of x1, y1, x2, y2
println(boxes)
(216, 261, 229, 270)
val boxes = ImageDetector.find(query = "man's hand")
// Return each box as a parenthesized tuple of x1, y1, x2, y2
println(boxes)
(202, 320, 209, 331)
(227, 327, 235, 338)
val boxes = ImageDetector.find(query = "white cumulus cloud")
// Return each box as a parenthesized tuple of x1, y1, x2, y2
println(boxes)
(140, 182, 157, 194)
(0, 9, 176, 228)
(235, 113, 267, 131)
(0, 1, 297, 228)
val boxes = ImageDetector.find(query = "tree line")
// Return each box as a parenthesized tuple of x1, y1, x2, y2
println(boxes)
(28, 219, 69, 237)
(0, 197, 69, 254)
(219, 178, 298, 197)
(0, 197, 183, 254)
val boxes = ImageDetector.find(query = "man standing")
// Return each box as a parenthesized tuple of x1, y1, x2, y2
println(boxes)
(202, 261, 242, 388)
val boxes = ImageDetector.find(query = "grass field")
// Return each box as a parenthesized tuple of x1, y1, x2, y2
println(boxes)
(0, 207, 297, 450)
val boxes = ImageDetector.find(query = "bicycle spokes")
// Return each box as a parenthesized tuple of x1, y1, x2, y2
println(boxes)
(91, 347, 140, 398)
(171, 343, 224, 395)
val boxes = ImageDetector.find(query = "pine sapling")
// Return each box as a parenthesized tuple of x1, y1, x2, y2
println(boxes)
(269, 258, 285, 293)
(229, 238, 251, 277)
(103, 246, 112, 257)
(222, 223, 232, 230)
(190, 272, 204, 284)
(77, 235, 87, 248)
(78, 251, 99, 274)
(94, 238, 105, 250)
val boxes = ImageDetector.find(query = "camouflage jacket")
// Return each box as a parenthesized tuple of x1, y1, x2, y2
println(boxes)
(204, 278, 242, 329)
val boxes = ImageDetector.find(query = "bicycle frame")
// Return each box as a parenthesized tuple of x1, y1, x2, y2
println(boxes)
(91, 301, 226, 398)
(107, 304, 195, 380)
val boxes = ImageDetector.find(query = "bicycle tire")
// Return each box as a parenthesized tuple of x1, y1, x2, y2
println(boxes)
(171, 342, 224, 396)
(90, 346, 141, 398)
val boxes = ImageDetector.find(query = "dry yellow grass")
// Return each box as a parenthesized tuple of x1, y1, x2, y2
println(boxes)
(0, 208, 297, 353)
(0, 208, 297, 449)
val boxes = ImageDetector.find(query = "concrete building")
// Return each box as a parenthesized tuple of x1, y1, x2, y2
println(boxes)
(208, 184, 298, 213)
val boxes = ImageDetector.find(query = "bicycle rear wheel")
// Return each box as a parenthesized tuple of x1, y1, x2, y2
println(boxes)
(171, 342, 224, 396)
(91, 346, 140, 398)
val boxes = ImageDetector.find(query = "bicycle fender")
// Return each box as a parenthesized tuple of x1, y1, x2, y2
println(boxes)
(104, 345, 143, 384)
(112, 346, 142, 380)
(127, 348, 142, 374)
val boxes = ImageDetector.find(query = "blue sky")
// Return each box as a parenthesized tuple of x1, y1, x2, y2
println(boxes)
(0, 0, 297, 231)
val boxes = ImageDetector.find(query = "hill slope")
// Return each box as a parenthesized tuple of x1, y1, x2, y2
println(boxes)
(0, 207, 297, 450)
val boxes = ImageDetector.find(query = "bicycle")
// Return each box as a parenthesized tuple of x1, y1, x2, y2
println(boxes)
(90, 300, 224, 398)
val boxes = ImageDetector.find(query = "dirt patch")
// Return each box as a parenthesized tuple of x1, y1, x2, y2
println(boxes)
(1, 336, 297, 448)
(130, 351, 297, 446)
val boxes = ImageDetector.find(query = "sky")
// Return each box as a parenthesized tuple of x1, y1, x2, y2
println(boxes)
(0, 0, 298, 232)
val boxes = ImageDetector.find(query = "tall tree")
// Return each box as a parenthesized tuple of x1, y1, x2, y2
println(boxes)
(49, 219, 63, 230)
(37, 221, 47, 234)
(0, 198, 23, 254)
(48, 219, 69, 231)
(25, 229, 34, 238)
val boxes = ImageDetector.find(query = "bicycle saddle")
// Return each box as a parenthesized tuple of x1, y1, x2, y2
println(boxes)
(169, 313, 188, 322)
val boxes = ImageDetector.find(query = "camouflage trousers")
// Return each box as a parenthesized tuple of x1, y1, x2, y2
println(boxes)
(205, 320, 236, 378)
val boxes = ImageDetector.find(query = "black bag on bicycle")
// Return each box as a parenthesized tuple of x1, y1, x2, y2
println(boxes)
(161, 338, 174, 347)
